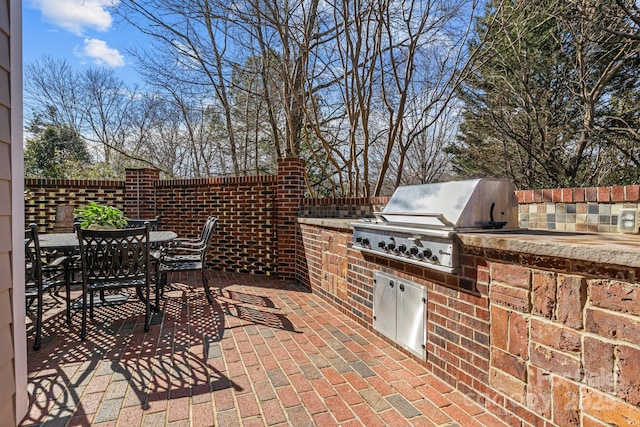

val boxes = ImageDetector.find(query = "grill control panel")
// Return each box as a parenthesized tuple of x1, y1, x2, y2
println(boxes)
(352, 223, 459, 274)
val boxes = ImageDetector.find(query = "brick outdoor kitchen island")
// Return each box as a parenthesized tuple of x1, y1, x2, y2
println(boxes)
(298, 218, 640, 426)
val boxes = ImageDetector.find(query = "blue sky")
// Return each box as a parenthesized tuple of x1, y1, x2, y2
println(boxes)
(23, 0, 144, 86)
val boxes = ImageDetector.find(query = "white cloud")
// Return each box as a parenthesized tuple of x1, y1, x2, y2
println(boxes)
(77, 38, 125, 67)
(30, 0, 120, 35)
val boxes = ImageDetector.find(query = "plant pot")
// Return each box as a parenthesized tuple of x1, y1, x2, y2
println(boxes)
(87, 224, 117, 230)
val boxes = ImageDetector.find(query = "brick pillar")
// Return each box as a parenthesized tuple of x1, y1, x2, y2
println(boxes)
(124, 168, 159, 219)
(276, 158, 305, 281)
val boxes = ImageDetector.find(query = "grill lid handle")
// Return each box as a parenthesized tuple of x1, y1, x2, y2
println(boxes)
(484, 202, 508, 229)
(374, 212, 454, 227)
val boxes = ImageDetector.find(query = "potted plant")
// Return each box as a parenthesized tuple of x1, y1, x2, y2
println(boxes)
(75, 202, 128, 229)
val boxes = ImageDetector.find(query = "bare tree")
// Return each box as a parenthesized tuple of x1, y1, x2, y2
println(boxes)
(25, 56, 88, 133)
(301, 0, 484, 196)
(24, 56, 163, 175)
(390, 96, 460, 189)
(562, 0, 640, 181)
(570, 0, 640, 181)
(118, 0, 248, 175)
(114, 0, 487, 193)
(117, 0, 328, 177)
(82, 68, 138, 168)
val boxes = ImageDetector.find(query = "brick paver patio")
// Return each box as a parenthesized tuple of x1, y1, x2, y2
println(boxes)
(21, 271, 506, 426)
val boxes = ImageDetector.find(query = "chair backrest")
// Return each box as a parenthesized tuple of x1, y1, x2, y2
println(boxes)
(76, 224, 151, 287)
(197, 216, 215, 242)
(125, 216, 160, 231)
(24, 224, 43, 292)
(199, 218, 218, 262)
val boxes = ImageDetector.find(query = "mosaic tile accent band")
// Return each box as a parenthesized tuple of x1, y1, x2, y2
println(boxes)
(519, 202, 640, 233)
(516, 186, 640, 233)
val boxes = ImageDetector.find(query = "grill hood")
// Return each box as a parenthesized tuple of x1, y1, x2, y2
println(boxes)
(375, 178, 519, 230)
(352, 178, 519, 273)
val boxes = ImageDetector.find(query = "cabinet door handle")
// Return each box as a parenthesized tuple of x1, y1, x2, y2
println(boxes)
(399, 283, 405, 292)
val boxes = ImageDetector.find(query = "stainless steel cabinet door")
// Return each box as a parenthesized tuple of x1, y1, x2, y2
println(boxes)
(373, 272, 397, 341)
(396, 280, 427, 359)
(373, 271, 427, 360)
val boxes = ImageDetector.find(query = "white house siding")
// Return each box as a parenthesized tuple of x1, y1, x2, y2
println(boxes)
(0, 0, 25, 424)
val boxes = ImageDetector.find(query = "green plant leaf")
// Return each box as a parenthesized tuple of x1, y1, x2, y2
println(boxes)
(74, 202, 128, 229)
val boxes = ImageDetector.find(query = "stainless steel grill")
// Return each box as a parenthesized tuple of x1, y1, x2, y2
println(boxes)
(352, 179, 518, 273)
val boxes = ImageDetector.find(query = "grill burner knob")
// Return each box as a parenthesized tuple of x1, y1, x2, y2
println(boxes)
(378, 241, 386, 249)
(386, 241, 396, 251)
(397, 244, 407, 254)
(362, 238, 370, 246)
(423, 248, 433, 258)
(409, 246, 419, 256)
(431, 255, 439, 263)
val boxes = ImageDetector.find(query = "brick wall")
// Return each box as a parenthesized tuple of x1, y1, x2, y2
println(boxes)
(125, 168, 159, 219)
(26, 178, 640, 256)
(155, 175, 278, 275)
(481, 251, 640, 427)
(24, 161, 307, 276)
(298, 221, 640, 426)
(27, 179, 640, 236)
(25, 178, 125, 233)
(276, 159, 305, 280)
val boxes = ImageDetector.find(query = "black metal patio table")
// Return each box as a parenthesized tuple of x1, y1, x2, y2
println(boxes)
(38, 230, 177, 308)
(38, 230, 177, 251)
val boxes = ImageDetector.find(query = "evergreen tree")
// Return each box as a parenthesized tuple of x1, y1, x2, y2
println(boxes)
(452, 0, 640, 189)
(24, 121, 91, 179)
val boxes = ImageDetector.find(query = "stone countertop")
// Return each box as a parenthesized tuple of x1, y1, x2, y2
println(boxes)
(297, 218, 355, 230)
(298, 218, 640, 268)
(457, 229, 640, 268)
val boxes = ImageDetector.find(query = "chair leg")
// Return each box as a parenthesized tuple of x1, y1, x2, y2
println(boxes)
(202, 270, 213, 304)
(136, 287, 146, 304)
(154, 259, 162, 304)
(152, 261, 160, 313)
(89, 292, 94, 319)
(33, 291, 43, 351)
(160, 271, 167, 298)
(154, 283, 160, 311)
(144, 284, 151, 332)
(65, 269, 71, 326)
(153, 267, 161, 311)
(80, 289, 87, 340)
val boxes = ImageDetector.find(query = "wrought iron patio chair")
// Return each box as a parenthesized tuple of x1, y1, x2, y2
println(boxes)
(157, 216, 216, 270)
(159, 217, 218, 304)
(76, 224, 152, 340)
(125, 216, 162, 281)
(170, 216, 215, 249)
(25, 223, 70, 350)
(125, 216, 160, 231)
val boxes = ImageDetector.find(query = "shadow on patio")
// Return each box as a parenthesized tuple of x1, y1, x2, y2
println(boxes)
(20, 271, 506, 426)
